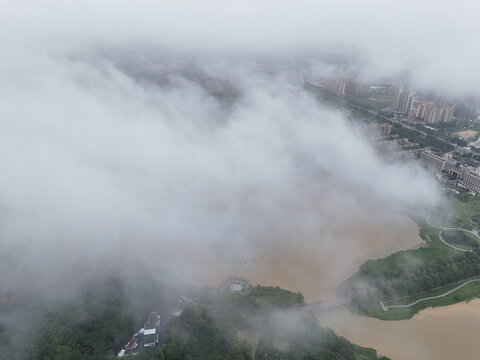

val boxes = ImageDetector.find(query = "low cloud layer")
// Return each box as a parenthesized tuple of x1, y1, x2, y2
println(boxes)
(2, 0, 480, 96)
(0, 47, 440, 299)
(5, 0, 478, 301)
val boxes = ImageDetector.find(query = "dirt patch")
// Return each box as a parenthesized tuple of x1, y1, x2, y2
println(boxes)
(454, 130, 478, 140)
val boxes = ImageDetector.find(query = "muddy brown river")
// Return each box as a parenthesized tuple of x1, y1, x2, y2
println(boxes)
(317, 300, 480, 360)
(150, 211, 479, 360)
(153, 212, 424, 301)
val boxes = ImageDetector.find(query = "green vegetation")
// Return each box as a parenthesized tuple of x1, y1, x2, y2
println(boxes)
(348, 109, 377, 123)
(348, 95, 392, 111)
(341, 214, 480, 319)
(442, 229, 479, 249)
(432, 192, 480, 230)
(358, 280, 480, 320)
(343, 193, 480, 320)
(130, 286, 388, 360)
(390, 124, 454, 153)
(0, 279, 389, 360)
(0, 272, 179, 360)
(0, 279, 137, 360)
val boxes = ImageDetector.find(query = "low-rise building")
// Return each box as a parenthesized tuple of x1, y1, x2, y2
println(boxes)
(143, 312, 160, 348)
(420, 150, 480, 193)
(460, 168, 480, 193)
(420, 151, 444, 172)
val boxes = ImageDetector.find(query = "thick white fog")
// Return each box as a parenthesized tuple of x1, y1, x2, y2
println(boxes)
(2, 0, 480, 96)
(0, 49, 439, 295)
(3, 0, 478, 295)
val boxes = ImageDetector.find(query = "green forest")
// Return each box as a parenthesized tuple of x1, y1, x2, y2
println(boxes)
(0, 280, 389, 360)
(129, 286, 388, 360)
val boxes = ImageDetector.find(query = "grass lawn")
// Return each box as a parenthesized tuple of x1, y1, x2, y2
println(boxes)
(410, 215, 459, 259)
(441, 229, 479, 250)
(352, 96, 393, 111)
(432, 193, 480, 230)
(348, 109, 380, 123)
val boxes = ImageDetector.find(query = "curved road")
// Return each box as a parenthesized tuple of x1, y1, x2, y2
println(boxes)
(425, 214, 479, 252)
(381, 279, 480, 311)
(380, 213, 480, 311)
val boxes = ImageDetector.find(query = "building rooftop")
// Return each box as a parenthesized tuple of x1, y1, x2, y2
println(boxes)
(144, 334, 155, 345)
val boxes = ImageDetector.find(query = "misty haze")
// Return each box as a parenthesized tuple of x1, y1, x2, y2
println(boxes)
(1, 1, 480, 360)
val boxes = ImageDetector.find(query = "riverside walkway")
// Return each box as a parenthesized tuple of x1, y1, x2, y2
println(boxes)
(425, 214, 480, 252)
(380, 213, 480, 311)
(381, 279, 480, 311)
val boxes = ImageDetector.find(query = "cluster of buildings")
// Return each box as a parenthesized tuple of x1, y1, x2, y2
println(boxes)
(414, 101, 454, 124)
(392, 87, 455, 124)
(420, 151, 480, 193)
(118, 312, 161, 358)
(324, 78, 367, 96)
(144, 312, 161, 347)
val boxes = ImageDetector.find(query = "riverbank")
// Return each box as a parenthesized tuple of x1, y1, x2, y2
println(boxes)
(146, 211, 424, 302)
(317, 299, 480, 360)
(341, 212, 480, 319)
(360, 278, 480, 320)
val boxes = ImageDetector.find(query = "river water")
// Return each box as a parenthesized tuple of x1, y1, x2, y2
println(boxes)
(153, 212, 423, 301)
(317, 300, 480, 360)
(151, 211, 480, 360)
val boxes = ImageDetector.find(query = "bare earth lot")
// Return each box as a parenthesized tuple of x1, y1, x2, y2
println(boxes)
(454, 130, 478, 140)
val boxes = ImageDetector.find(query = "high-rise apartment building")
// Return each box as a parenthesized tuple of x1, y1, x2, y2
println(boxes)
(392, 87, 415, 113)
(416, 101, 454, 123)
(324, 79, 347, 95)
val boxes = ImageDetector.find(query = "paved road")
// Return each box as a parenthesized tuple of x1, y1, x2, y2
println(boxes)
(378, 213, 480, 311)
(425, 214, 480, 252)
(381, 279, 480, 311)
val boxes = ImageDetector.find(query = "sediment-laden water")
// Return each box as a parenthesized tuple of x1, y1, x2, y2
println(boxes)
(317, 300, 480, 360)
(149, 210, 480, 360)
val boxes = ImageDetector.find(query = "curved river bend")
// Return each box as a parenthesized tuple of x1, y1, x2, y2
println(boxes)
(150, 212, 479, 360)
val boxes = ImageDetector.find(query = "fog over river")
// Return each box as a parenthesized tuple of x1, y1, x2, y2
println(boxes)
(149, 211, 423, 302)
(3, 2, 480, 359)
(152, 211, 480, 360)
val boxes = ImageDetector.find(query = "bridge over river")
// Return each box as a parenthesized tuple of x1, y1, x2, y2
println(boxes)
(305, 295, 351, 312)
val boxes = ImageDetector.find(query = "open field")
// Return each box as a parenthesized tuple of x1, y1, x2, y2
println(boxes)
(453, 130, 478, 140)
(352, 96, 393, 111)
(441, 229, 479, 250)
(348, 109, 379, 123)
(432, 193, 480, 230)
